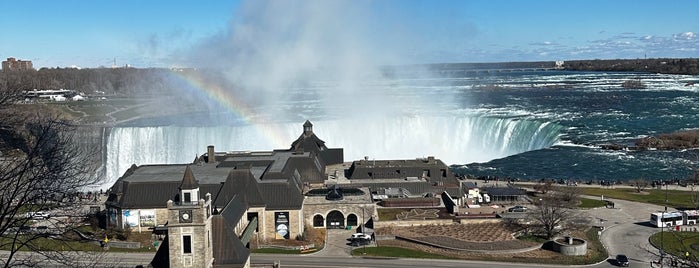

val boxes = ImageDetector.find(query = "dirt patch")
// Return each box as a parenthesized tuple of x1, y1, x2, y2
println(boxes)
(377, 222, 540, 252)
(378, 239, 558, 259)
(378, 222, 517, 242)
(396, 209, 440, 220)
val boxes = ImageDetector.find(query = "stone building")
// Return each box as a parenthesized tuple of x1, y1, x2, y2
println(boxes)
(106, 120, 460, 267)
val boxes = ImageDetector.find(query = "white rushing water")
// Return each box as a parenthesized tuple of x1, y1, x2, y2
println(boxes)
(104, 115, 563, 187)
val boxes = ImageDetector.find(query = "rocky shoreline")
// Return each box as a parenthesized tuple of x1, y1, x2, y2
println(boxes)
(601, 129, 699, 151)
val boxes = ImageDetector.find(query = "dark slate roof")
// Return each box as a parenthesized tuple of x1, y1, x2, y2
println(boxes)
(482, 187, 526, 196)
(179, 165, 199, 190)
(290, 121, 327, 153)
(117, 181, 180, 208)
(116, 164, 231, 184)
(149, 236, 170, 268)
(463, 182, 478, 189)
(258, 180, 304, 210)
(441, 187, 463, 197)
(214, 169, 265, 208)
(211, 217, 249, 267)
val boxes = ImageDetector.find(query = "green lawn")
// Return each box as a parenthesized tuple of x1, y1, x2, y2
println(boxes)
(649, 231, 699, 259)
(0, 236, 156, 253)
(580, 188, 698, 209)
(578, 198, 608, 208)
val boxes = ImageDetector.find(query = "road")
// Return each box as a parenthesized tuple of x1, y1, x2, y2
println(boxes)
(581, 196, 667, 268)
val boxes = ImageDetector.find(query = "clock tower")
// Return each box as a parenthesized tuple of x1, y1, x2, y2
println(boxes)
(166, 165, 214, 268)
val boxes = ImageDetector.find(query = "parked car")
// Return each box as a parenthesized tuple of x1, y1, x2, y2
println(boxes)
(615, 254, 629, 267)
(508, 206, 527, 213)
(350, 238, 371, 247)
(350, 233, 371, 240)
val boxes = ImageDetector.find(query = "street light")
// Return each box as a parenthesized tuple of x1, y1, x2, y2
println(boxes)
(660, 182, 668, 263)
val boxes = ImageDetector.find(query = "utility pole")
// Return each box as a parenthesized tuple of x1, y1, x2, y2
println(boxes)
(661, 182, 668, 263)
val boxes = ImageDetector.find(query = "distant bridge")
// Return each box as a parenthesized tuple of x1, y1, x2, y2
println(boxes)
(436, 67, 560, 75)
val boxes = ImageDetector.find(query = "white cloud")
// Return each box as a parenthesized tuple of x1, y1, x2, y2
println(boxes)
(674, 31, 695, 40)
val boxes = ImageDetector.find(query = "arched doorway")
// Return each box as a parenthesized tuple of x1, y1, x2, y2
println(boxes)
(326, 210, 345, 229)
(347, 214, 358, 226)
(313, 214, 324, 227)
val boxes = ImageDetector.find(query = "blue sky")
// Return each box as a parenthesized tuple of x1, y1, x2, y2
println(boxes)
(1, 0, 697, 68)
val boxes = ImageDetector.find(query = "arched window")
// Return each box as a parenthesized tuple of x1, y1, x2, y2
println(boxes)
(347, 214, 358, 226)
(326, 210, 345, 229)
(313, 214, 324, 227)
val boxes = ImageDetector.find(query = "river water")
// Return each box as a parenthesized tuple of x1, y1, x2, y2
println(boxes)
(104, 70, 699, 187)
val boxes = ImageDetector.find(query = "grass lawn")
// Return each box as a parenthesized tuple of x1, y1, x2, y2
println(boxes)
(252, 248, 301, 254)
(649, 231, 699, 258)
(578, 198, 608, 208)
(351, 246, 456, 259)
(0, 236, 156, 253)
(580, 188, 697, 209)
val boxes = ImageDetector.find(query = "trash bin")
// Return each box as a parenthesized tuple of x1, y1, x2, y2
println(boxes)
(347, 226, 351, 230)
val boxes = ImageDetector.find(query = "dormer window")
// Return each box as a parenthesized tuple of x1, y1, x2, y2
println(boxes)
(179, 165, 200, 205)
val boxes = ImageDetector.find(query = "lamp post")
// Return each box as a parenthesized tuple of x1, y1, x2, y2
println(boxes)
(661, 182, 668, 263)
(360, 205, 367, 254)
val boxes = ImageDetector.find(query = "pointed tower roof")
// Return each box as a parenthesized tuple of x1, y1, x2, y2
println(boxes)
(179, 165, 199, 190)
(290, 120, 327, 152)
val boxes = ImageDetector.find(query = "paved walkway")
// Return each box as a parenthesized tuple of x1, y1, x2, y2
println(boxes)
(312, 229, 356, 257)
(579, 196, 665, 267)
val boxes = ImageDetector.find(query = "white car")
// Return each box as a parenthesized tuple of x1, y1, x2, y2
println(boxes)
(350, 233, 371, 240)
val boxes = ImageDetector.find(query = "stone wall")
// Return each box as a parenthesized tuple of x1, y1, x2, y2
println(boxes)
(374, 219, 454, 228)
(263, 209, 303, 241)
(375, 218, 501, 228)
(303, 203, 377, 228)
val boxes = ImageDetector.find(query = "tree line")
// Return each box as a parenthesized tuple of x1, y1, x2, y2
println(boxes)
(0, 67, 176, 95)
(564, 58, 699, 75)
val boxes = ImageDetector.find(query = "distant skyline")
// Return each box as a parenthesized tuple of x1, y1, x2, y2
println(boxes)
(1, 0, 697, 68)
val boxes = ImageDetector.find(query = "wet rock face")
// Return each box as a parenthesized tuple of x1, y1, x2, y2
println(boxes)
(635, 130, 699, 150)
(600, 130, 699, 151)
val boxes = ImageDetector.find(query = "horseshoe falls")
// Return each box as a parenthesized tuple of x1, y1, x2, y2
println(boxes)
(103, 70, 699, 188)
(105, 115, 563, 183)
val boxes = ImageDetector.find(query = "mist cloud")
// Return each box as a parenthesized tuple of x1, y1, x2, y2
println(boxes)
(175, 0, 443, 122)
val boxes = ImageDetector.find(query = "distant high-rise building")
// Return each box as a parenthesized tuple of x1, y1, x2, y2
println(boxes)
(2, 57, 33, 71)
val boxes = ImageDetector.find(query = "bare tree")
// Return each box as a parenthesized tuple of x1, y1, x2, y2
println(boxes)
(553, 185, 581, 208)
(629, 179, 649, 193)
(533, 180, 554, 194)
(530, 195, 573, 239)
(0, 90, 103, 267)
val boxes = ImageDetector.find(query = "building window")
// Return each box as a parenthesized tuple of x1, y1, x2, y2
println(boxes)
(313, 215, 324, 227)
(183, 235, 192, 254)
(347, 214, 358, 226)
(184, 192, 191, 203)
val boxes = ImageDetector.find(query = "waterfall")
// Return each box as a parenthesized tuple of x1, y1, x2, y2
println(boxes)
(104, 115, 563, 187)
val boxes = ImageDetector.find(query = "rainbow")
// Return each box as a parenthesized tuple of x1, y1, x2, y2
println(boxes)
(166, 68, 294, 150)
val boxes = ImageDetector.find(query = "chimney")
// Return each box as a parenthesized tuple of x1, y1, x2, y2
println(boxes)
(207, 145, 215, 163)
(428, 156, 435, 164)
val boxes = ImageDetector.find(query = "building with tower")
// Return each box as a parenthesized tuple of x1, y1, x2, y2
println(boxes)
(106, 120, 460, 267)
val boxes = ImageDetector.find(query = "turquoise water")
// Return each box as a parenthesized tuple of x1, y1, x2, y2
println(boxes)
(107, 70, 699, 184)
(448, 71, 699, 181)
